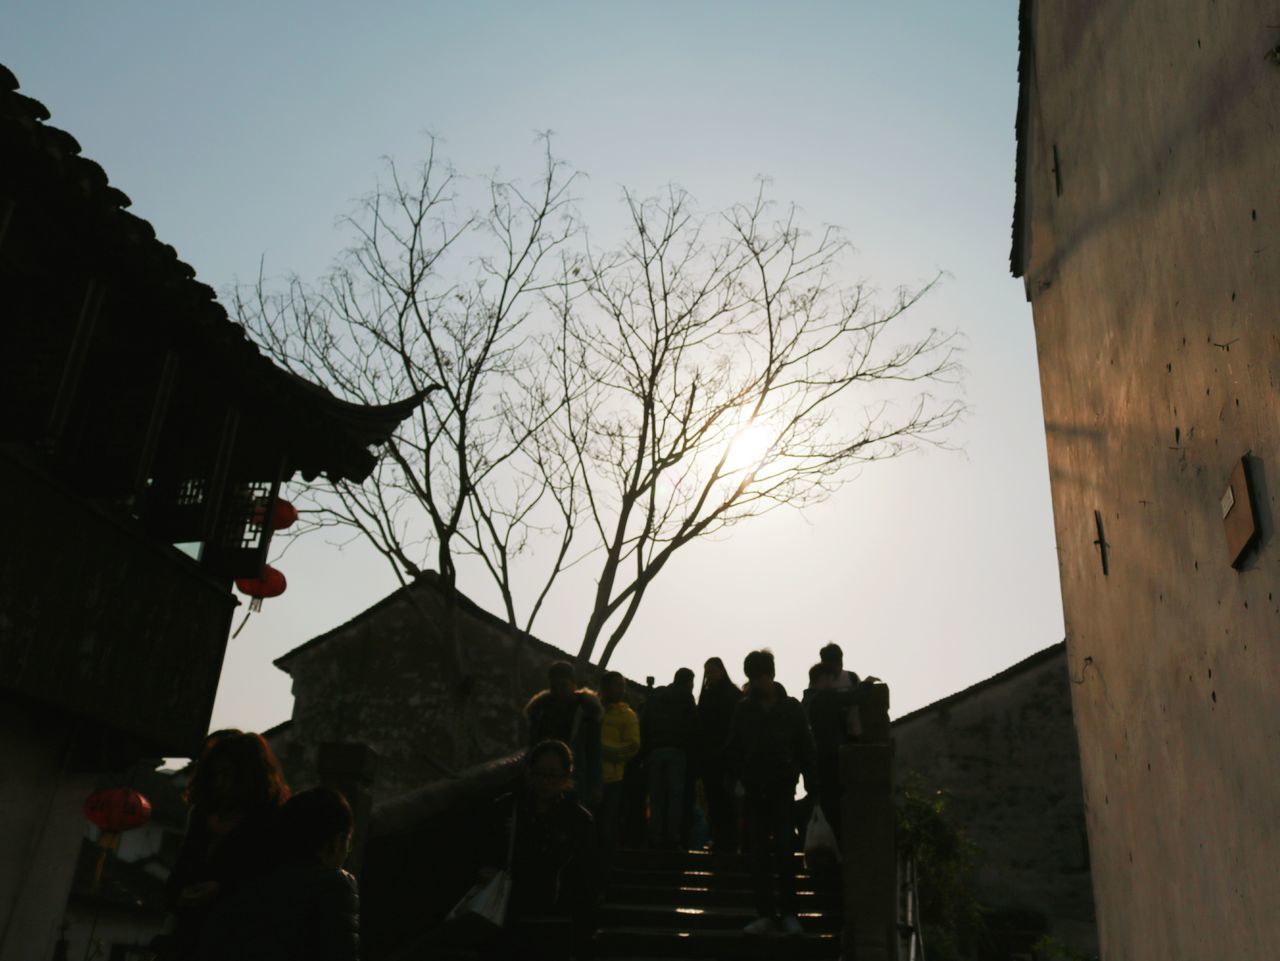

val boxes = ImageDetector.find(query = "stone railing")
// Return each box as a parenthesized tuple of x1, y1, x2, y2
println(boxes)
(840, 681, 897, 960)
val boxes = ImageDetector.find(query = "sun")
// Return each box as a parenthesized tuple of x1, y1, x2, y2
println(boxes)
(724, 423, 775, 476)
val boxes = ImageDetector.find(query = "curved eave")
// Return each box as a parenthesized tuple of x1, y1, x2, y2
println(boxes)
(1, 61, 429, 485)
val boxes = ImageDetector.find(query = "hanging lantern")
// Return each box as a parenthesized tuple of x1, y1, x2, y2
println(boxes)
(270, 498, 298, 530)
(252, 497, 299, 531)
(84, 787, 152, 834)
(235, 564, 287, 612)
(84, 789, 151, 890)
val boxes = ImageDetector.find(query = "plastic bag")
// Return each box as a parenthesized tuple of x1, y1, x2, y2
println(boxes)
(803, 803, 841, 872)
(446, 869, 513, 928)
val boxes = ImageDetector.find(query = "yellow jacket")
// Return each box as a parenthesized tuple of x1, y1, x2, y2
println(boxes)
(601, 701, 640, 784)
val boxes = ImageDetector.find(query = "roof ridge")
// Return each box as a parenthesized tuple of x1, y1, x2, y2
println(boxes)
(891, 639, 1066, 726)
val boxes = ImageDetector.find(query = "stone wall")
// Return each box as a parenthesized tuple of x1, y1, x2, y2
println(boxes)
(271, 574, 609, 802)
(1015, 3, 1280, 956)
(893, 643, 1096, 953)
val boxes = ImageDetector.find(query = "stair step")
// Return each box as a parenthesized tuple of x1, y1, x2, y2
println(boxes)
(609, 866, 823, 892)
(599, 903, 842, 934)
(594, 925, 839, 960)
(612, 848, 805, 874)
(607, 882, 841, 910)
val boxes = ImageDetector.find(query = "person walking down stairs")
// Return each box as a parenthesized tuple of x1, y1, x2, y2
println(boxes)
(640, 668, 700, 850)
(725, 649, 818, 937)
(598, 671, 640, 861)
(526, 661, 605, 806)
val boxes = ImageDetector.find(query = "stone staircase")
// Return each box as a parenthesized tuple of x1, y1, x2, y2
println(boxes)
(594, 848, 842, 960)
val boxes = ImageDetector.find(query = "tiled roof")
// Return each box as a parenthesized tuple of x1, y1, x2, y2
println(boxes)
(273, 570, 584, 670)
(891, 640, 1066, 726)
(0, 62, 429, 482)
(1010, 0, 1032, 278)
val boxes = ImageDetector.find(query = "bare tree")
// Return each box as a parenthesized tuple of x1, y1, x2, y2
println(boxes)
(547, 185, 962, 667)
(238, 144, 962, 671)
(236, 138, 582, 631)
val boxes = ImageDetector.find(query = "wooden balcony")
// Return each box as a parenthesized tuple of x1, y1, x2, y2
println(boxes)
(0, 446, 235, 756)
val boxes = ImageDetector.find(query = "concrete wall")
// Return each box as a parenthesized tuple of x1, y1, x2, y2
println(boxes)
(274, 576, 599, 801)
(1018, 3, 1280, 958)
(894, 643, 1095, 953)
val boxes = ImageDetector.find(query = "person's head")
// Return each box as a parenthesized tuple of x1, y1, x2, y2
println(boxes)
(809, 662, 837, 690)
(547, 660, 576, 699)
(673, 667, 695, 693)
(186, 732, 289, 815)
(742, 649, 776, 697)
(819, 642, 843, 670)
(279, 787, 353, 869)
(601, 671, 627, 705)
(702, 657, 728, 687)
(527, 739, 574, 804)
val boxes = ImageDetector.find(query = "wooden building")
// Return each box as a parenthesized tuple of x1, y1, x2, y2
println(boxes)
(0, 62, 422, 958)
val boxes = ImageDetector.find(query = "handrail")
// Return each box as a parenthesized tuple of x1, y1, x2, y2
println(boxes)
(370, 750, 525, 838)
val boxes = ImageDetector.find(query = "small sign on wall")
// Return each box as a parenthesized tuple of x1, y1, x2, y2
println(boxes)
(1223, 456, 1259, 568)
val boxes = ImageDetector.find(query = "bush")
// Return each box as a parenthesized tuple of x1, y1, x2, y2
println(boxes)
(896, 774, 983, 961)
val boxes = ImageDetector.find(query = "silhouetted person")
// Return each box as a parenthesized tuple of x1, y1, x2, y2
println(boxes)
(161, 732, 290, 959)
(802, 661, 859, 842)
(725, 650, 816, 937)
(819, 642, 861, 691)
(598, 671, 640, 859)
(198, 787, 359, 961)
(641, 667, 699, 849)
(697, 657, 742, 853)
(526, 661, 604, 805)
(481, 740, 598, 961)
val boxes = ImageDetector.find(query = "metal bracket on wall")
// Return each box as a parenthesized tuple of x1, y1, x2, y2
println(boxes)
(1093, 510, 1110, 576)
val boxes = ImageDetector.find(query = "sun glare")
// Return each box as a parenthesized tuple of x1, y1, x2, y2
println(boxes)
(724, 423, 775, 476)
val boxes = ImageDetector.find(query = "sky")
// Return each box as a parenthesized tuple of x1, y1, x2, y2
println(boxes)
(6, 1, 1064, 734)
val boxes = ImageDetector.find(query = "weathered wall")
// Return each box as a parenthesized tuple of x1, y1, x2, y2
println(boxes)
(894, 643, 1096, 953)
(273, 576, 601, 801)
(1019, 3, 1280, 958)
(0, 701, 96, 961)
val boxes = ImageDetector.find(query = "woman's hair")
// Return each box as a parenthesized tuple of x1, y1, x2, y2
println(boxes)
(184, 731, 290, 812)
(702, 656, 731, 689)
(279, 787, 353, 861)
(528, 738, 574, 773)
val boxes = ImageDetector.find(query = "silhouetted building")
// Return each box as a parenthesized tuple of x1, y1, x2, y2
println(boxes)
(0, 62, 420, 958)
(1012, 3, 1280, 957)
(268, 573, 625, 802)
(893, 642, 1096, 956)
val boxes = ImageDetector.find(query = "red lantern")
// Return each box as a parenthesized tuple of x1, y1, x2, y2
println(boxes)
(84, 789, 150, 890)
(84, 788, 151, 833)
(235, 564, 287, 614)
(252, 497, 299, 531)
(270, 499, 298, 530)
(235, 565, 287, 598)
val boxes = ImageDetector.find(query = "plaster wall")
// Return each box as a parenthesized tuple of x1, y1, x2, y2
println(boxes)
(1020, 3, 1280, 958)
(893, 645, 1095, 953)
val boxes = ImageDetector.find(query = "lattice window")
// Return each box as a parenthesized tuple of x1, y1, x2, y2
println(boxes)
(176, 478, 205, 506)
(218, 480, 274, 551)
